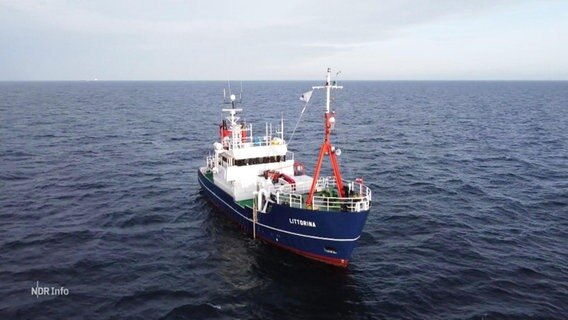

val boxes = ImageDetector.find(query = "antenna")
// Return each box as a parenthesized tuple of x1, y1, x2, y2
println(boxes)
(281, 112, 284, 140)
(335, 70, 342, 86)
(224, 81, 243, 105)
(312, 67, 343, 113)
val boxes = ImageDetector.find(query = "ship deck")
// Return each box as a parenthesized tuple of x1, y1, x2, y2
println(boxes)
(201, 167, 365, 212)
(203, 170, 214, 182)
(236, 188, 347, 211)
(236, 198, 254, 209)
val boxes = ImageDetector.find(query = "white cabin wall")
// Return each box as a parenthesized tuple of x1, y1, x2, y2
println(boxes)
(229, 160, 295, 201)
(226, 160, 293, 182)
(231, 144, 288, 159)
(212, 173, 235, 197)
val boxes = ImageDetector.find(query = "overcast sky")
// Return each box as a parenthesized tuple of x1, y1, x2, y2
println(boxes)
(1, 0, 567, 80)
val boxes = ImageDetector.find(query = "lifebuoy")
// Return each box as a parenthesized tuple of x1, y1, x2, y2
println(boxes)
(294, 161, 305, 176)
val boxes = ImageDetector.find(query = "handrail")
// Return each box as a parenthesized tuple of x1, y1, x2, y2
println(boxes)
(273, 176, 371, 212)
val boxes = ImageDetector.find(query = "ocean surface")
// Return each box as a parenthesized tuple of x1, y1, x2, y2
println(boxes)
(1, 81, 567, 319)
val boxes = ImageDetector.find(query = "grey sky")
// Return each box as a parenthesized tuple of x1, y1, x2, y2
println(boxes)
(1, 0, 567, 80)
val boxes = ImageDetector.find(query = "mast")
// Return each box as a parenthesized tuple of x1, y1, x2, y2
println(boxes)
(306, 68, 346, 206)
(222, 92, 243, 149)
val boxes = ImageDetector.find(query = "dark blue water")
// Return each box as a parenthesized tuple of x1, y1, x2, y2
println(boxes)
(1, 81, 567, 319)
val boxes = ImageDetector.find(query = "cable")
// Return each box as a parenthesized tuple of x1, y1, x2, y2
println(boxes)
(287, 99, 311, 147)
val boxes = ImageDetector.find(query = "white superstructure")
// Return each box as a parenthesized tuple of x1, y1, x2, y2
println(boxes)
(206, 94, 294, 201)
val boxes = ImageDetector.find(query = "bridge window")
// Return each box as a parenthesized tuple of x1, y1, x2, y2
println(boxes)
(234, 155, 287, 166)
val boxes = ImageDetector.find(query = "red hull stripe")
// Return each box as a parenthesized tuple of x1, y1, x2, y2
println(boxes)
(258, 235, 349, 268)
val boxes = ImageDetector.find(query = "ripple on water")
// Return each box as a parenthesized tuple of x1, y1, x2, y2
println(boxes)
(1, 81, 567, 319)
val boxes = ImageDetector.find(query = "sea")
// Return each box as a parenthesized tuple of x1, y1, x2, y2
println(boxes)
(0, 81, 567, 319)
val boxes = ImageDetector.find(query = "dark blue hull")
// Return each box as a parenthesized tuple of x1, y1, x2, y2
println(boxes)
(198, 169, 370, 267)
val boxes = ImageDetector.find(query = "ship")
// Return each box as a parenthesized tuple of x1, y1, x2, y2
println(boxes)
(198, 68, 372, 267)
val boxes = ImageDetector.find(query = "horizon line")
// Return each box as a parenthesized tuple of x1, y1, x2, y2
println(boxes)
(1, 79, 567, 82)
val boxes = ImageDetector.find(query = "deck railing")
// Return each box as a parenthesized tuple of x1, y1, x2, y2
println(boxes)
(273, 176, 372, 212)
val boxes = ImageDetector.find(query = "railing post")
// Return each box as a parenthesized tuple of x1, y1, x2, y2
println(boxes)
(252, 194, 257, 238)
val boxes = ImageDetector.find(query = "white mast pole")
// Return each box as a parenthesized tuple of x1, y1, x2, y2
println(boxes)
(312, 67, 342, 110)
(325, 67, 331, 113)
